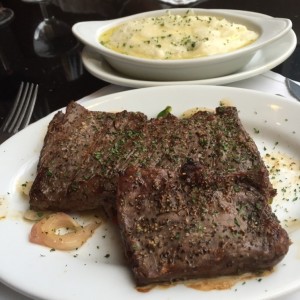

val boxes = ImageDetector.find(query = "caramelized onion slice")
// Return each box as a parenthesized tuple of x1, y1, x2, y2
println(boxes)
(29, 212, 100, 251)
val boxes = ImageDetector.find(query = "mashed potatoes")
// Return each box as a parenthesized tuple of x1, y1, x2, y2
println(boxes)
(99, 11, 259, 60)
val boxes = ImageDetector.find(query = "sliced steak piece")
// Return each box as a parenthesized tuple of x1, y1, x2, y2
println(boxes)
(30, 102, 98, 211)
(30, 103, 275, 214)
(29, 102, 147, 211)
(117, 165, 290, 287)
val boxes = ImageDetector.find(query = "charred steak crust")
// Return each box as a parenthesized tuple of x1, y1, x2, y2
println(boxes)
(117, 165, 290, 286)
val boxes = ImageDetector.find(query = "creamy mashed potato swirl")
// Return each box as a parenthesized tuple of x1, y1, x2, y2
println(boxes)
(99, 11, 259, 60)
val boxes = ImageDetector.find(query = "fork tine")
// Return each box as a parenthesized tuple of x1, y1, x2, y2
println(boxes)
(0, 82, 25, 132)
(19, 84, 39, 130)
(7, 82, 31, 133)
(18, 84, 39, 130)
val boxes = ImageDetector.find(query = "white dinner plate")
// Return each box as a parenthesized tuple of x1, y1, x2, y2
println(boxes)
(81, 9, 297, 88)
(0, 85, 300, 300)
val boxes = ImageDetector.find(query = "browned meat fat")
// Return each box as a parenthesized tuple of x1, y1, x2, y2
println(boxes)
(117, 165, 290, 286)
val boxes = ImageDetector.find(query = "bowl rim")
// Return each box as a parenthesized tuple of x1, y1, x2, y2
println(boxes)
(72, 8, 292, 66)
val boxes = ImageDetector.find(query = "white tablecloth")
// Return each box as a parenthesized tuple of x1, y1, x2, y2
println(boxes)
(1, 71, 299, 300)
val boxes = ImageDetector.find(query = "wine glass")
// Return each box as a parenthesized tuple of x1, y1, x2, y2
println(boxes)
(26, 0, 83, 81)
(32, 0, 78, 58)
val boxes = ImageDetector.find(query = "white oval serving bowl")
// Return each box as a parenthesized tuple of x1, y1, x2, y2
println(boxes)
(72, 8, 292, 81)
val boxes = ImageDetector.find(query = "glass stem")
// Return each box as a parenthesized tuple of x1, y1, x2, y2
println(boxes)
(39, 2, 50, 20)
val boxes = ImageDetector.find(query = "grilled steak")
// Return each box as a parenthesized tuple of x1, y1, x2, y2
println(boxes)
(30, 103, 274, 211)
(29, 101, 147, 211)
(30, 101, 290, 285)
(117, 164, 290, 286)
(30, 103, 276, 213)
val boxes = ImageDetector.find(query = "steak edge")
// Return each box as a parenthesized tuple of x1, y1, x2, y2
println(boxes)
(117, 165, 290, 286)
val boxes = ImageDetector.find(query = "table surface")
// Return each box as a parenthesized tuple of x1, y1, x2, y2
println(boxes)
(0, 0, 300, 299)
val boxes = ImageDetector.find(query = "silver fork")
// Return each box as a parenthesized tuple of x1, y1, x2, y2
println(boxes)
(0, 82, 39, 144)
